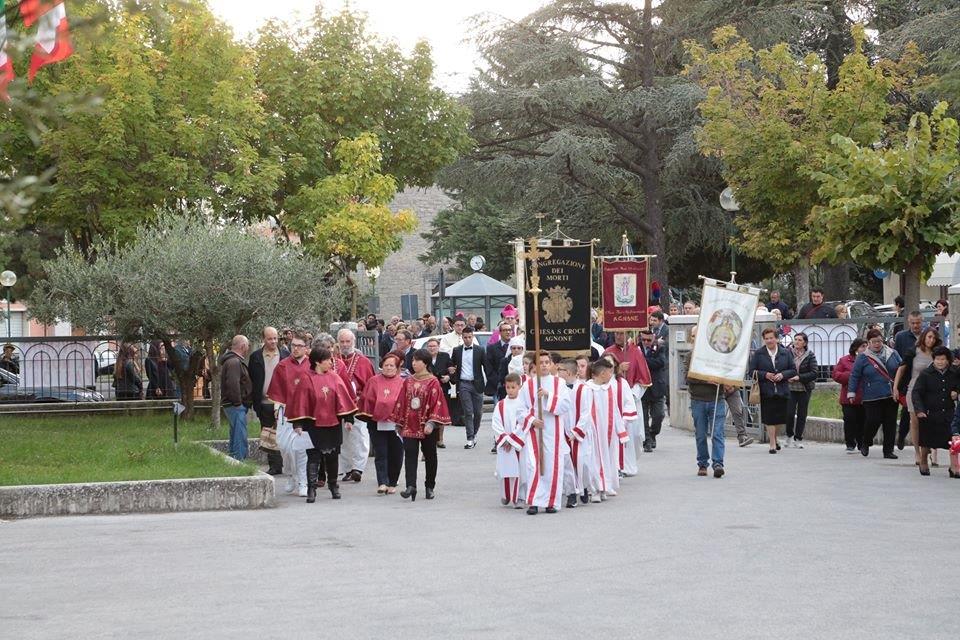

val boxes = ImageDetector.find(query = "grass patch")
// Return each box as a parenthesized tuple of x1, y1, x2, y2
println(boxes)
(0, 413, 262, 486)
(809, 388, 843, 420)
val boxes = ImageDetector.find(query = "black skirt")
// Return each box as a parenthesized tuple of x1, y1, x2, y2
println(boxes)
(760, 395, 788, 425)
(306, 424, 343, 453)
(918, 413, 952, 450)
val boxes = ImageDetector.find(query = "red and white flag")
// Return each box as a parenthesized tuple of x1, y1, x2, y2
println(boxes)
(0, 0, 13, 100)
(19, 0, 62, 27)
(28, 1, 72, 82)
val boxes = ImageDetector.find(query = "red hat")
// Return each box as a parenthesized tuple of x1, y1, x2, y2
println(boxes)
(501, 304, 518, 318)
(647, 305, 660, 315)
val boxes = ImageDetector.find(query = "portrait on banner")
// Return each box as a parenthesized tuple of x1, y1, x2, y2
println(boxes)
(688, 282, 759, 387)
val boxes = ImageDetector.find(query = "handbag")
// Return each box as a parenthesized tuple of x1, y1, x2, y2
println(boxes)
(258, 426, 278, 450)
(748, 372, 761, 406)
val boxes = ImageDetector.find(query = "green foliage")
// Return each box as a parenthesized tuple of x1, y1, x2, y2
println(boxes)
(812, 102, 960, 278)
(420, 198, 521, 282)
(285, 133, 417, 273)
(251, 8, 471, 225)
(685, 25, 916, 278)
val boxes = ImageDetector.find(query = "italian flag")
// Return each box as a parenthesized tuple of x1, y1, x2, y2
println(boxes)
(0, 0, 13, 100)
(27, 0, 73, 82)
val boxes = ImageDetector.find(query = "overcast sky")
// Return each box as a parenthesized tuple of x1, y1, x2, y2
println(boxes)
(208, 0, 553, 93)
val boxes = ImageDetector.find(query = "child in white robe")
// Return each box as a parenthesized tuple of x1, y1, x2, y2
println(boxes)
(491, 374, 527, 508)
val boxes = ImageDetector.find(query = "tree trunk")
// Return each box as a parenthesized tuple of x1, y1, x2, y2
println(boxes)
(903, 257, 924, 316)
(820, 262, 850, 301)
(161, 337, 201, 420)
(639, 0, 669, 299)
(793, 258, 811, 313)
(207, 341, 222, 432)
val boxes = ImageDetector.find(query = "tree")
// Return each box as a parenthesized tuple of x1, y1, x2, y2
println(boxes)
(812, 102, 960, 314)
(29, 214, 347, 425)
(285, 133, 417, 316)
(0, 0, 282, 298)
(685, 25, 917, 305)
(251, 7, 471, 228)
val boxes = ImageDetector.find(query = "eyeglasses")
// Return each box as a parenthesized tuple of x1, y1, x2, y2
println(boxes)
(291, 343, 307, 348)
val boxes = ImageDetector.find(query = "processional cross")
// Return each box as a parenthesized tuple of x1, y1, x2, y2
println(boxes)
(521, 237, 552, 474)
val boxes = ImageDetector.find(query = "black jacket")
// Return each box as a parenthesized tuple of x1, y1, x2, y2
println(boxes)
(749, 346, 797, 399)
(484, 338, 509, 396)
(643, 344, 667, 399)
(911, 364, 959, 418)
(429, 352, 452, 394)
(451, 344, 488, 389)
(114, 360, 143, 400)
(145, 358, 176, 398)
(791, 349, 819, 393)
(248, 346, 290, 409)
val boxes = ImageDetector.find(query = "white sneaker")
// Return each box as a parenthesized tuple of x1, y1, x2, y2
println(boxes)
(284, 477, 296, 494)
(298, 484, 308, 498)
(796, 440, 804, 449)
(590, 493, 601, 503)
(606, 489, 617, 496)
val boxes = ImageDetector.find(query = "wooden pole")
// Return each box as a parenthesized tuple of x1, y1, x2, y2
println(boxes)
(522, 237, 552, 475)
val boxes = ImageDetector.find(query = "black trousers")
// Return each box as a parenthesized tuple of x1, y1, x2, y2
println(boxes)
(403, 431, 438, 489)
(369, 424, 404, 487)
(642, 395, 666, 445)
(841, 403, 865, 449)
(786, 390, 811, 440)
(863, 398, 897, 455)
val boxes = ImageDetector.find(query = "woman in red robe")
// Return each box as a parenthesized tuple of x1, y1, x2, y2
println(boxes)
(357, 353, 406, 495)
(389, 349, 451, 501)
(286, 346, 357, 502)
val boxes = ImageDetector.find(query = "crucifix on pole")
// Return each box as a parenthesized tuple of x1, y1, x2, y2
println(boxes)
(522, 236, 551, 475)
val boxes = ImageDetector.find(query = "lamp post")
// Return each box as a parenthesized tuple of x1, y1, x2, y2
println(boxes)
(1, 270, 16, 339)
(719, 187, 741, 274)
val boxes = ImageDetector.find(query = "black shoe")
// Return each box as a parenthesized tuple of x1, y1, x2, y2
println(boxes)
(896, 434, 906, 450)
(884, 452, 898, 460)
(776, 443, 781, 451)
(437, 442, 446, 449)
(651, 440, 657, 449)
(643, 445, 653, 453)
(266, 468, 282, 476)
(580, 490, 589, 504)
(306, 484, 317, 503)
(566, 494, 577, 509)
(919, 466, 930, 476)
(329, 482, 341, 500)
(545, 507, 558, 514)
(425, 487, 435, 500)
(860, 447, 869, 457)
(526, 506, 538, 515)
(401, 486, 417, 502)
(306, 461, 320, 503)
(351, 470, 362, 483)
(490, 445, 497, 453)
(769, 448, 778, 454)
(949, 469, 960, 478)
(713, 466, 725, 478)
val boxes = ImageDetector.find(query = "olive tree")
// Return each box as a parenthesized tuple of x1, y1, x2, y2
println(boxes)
(29, 214, 348, 426)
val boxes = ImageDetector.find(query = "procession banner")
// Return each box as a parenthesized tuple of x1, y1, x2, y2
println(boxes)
(688, 281, 759, 387)
(523, 242, 593, 354)
(600, 258, 649, 330)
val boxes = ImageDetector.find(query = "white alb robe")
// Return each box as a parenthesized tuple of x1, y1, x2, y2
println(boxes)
(518, 374, 572, 509)
(619, 381, 646, 477)
(491, 396, 526, 505)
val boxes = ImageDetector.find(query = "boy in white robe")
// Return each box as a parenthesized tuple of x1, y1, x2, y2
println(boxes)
(491, 374, 527, 508)
(557, 358, 591, 508)
(585, 357, 631, 500)
(518, 351, 572, 515)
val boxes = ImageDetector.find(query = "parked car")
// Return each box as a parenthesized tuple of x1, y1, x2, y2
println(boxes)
(0, 385, 105, 404)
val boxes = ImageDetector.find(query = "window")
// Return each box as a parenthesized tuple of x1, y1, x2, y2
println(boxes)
(400, 295, 419, 321)
(367, 296, 380, 316)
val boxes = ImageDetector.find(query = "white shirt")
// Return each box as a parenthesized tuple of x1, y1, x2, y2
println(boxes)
(766, 347, 777, 369)
(460, 344, 476, 381)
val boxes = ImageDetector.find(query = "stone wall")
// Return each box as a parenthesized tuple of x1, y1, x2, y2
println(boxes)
(360, 187, 455, 320)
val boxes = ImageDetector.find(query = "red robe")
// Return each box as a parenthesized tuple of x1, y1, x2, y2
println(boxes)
(603, 342, 652, 388)
(357, 373, 405, 423)
(389, 374, 451, 439)
(265, 355, 311, 406)
(286, 369, 357, 427)
(333, 350, 375, 402)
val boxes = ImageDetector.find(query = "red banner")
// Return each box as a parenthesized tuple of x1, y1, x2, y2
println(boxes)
(601, 259, 649, 330)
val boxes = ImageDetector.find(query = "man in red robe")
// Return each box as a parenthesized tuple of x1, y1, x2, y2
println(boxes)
(266, 333, 312, 496)
(335, 328, 376, 483)
(603, 332, 652, 473)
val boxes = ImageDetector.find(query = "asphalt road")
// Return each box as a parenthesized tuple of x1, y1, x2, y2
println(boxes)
(2, 416, 957, 640)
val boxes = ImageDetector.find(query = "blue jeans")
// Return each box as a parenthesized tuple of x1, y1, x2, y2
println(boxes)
(224, 405, 249, 460)
(691, 398, 727, 469)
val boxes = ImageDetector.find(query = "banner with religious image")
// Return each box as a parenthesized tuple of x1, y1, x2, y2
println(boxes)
(522, 242, 593, 354)
(687, 280, 760, 386)
(600, 258, 649, 330)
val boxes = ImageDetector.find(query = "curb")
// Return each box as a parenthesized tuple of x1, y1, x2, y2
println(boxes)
(0, 441, 275, 520)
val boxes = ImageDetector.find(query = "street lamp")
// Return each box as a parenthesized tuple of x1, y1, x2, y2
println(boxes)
(719, 187, 741, 274)
(1, 270, 16, 339)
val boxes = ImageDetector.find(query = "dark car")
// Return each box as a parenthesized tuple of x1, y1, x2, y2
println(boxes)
(0, 385, 105, 404)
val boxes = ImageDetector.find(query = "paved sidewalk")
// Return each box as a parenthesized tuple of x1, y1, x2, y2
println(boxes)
(2, 418, 957, 639)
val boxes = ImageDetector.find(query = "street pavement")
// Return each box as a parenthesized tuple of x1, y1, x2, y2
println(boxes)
(1, 415, 958, 640)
